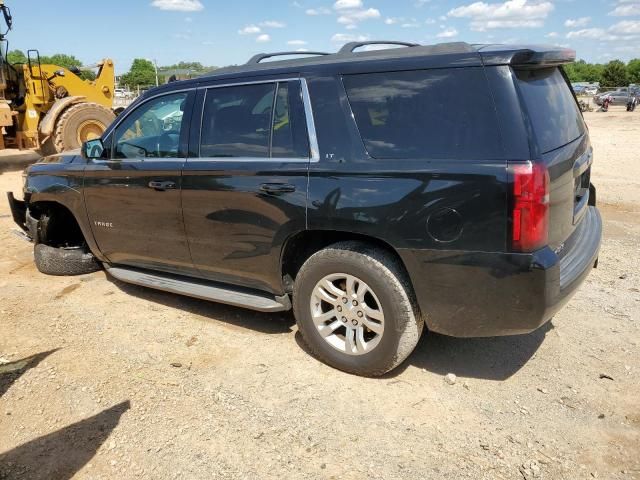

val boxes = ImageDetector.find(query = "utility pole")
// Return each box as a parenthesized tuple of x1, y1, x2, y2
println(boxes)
(147, 58, 159, 87)
(153, 58, 159, 87)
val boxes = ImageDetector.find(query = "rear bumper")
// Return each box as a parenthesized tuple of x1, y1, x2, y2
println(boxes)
(400, 206, 602, 337)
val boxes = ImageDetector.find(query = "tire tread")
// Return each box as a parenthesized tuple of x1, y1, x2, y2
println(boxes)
(34, 243, 101, 276)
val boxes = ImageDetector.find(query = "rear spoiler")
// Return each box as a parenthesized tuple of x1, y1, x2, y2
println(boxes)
(477, 44, 576, 68)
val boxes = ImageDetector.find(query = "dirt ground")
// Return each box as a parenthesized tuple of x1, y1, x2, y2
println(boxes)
(0, 107, 638, 480)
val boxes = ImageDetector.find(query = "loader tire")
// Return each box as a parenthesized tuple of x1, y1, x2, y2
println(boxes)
(34, 243, 101, 276)
(42, 102, 115, 154)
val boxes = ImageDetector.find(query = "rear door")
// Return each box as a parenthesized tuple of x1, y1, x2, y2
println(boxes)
(513, 67, 591, 250)
(84, 90, 196, 276)
(181, 78, 313, 293)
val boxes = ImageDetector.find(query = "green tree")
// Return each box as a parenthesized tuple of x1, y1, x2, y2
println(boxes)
(564, 59, 605, 84)
(563, 62, 580, 82)
(627, 58, 640, 84)
(39, 53, 95, 81)
(120, 58, 156, 88)
(40, 53, 82, 69)
(6, 49, 27, 64)
(601, 60, 629, 87)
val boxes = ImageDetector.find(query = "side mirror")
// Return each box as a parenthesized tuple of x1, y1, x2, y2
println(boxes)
(82, 138, 105, 159)
(54, 69, 65, 77)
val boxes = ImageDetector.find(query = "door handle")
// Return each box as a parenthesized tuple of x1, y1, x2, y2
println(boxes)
(148, 180, 177, 191)
(259, 183, 296, 195)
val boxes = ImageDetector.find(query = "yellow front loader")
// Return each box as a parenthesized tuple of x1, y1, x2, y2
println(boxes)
(0, 1, 116, 154)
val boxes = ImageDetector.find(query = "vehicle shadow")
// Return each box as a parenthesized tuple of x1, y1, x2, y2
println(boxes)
(105, 273, 548, 380)
(0, 401, 130, 480)
(393, 321, 553, 380)
(0, 349, 59, 398)
(294, 322, 552, 381)
(106, 276, 296, 335)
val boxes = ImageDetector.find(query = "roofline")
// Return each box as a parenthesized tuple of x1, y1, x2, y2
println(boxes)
(145, 41, 577, 94)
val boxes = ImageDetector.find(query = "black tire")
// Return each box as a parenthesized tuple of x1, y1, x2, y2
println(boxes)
(34, 243, 101, 276)
(41, 102, 115, 154)
(293, 241, 424, 376)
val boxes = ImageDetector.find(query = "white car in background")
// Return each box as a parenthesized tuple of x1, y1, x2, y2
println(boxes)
(114, 88, 132, 98)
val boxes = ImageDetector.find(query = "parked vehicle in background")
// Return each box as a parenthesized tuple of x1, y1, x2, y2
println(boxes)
(114, 88, 133, 99)
(0, 2, 117, 154)
(8, 41, 602, 376)
(584, 86, 598, 95)
(595, 89, 631, 105)
(572, 85, 586, 95)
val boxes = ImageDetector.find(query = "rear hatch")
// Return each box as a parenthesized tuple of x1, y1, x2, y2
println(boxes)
(513, 66, 591, 252)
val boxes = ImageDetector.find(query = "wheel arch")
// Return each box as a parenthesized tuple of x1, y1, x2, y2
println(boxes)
(27, 200, 83, 245)
(26, 198, 102, 260)
(280, 229, 413, 293)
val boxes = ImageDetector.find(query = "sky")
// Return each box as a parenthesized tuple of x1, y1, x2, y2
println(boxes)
(5, 0, 640, 74)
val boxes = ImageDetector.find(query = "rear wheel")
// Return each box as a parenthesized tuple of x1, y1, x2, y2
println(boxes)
(41, 102, 115, 155)
(293, 242, 424, 376)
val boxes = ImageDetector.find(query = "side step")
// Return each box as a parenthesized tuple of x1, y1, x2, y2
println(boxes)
(105, 265, 291, 313)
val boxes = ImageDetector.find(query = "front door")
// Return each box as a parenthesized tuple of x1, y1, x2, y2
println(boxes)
(83, 90, 195, 276)
(181, 79, 312, 293)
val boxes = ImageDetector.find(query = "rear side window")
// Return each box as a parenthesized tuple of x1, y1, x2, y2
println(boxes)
(515, 67, 586, 154)
(271, 83, 310, 158)
(199, 81, 309, 158)
(342, 68, 503, 160)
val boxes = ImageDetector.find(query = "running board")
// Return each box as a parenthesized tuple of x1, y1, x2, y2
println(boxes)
(105, 265, 291, 313)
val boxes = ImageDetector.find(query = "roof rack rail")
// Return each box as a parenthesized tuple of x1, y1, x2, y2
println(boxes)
(338, 40, 420, 54)
(246, 51, 331, 65)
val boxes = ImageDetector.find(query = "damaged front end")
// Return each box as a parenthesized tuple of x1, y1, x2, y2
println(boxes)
(7, 192, 35, 242)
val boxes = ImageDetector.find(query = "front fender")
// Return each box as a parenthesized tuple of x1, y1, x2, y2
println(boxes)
(24, 164, 106, 262)
(7, 192, 27, 232)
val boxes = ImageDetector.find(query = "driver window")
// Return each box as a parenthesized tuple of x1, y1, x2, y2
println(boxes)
(113, 92, 188, 159)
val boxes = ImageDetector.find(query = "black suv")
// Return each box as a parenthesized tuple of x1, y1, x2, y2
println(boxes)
(8, 41, 602, 376)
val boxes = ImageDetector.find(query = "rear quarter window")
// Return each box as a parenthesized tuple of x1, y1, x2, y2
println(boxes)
(514, 67, 586, 154)
(342, 68, 503, 160)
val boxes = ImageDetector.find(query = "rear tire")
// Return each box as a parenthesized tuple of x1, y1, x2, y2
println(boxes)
(41, 102, 115, 154)
(34, 243, 101, 276)
(293, 241, 424, 376)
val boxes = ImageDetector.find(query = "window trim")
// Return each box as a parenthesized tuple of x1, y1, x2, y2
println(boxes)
(190, 77, 319, 164)
(95, 88, 196, 164)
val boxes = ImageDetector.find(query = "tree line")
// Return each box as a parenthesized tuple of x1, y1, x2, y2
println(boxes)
(119, 59, 216, 89)
(9, 48, 636, 90)
(6, 49, 97, 80)
(564, 59, 640, 88)
(4, 50, 216, 87)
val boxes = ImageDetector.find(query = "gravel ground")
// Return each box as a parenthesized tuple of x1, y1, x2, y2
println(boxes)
(0, 108, 638, 480)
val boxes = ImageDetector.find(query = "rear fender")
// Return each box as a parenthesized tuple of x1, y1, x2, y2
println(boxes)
(39, 96, 86, 136)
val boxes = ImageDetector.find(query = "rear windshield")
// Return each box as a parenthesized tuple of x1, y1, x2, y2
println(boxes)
(515, 67, 586, 154)
(342, 68, 503, 160)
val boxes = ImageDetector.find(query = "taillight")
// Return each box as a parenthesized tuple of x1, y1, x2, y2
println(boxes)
(509, 162, 549, 252)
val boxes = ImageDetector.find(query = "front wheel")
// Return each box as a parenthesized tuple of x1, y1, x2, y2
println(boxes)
(293, 242, 424, 376)
(34, 243, 101, 276)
